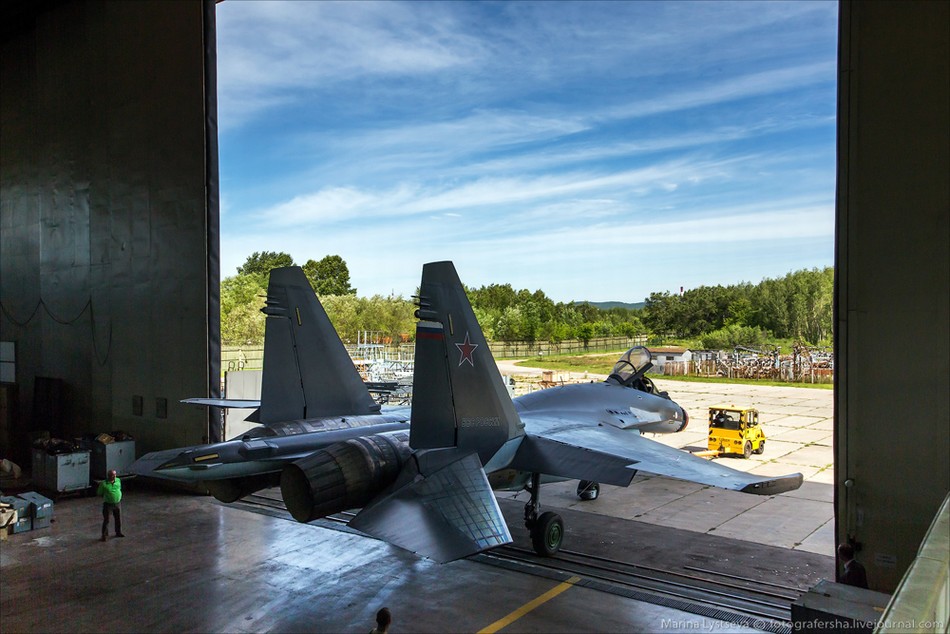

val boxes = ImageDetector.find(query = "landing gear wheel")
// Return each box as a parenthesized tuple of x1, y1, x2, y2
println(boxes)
(743, 441, 753, 459)
(753, 441, 765, 455)
(531, 511, 564, 556)
(576, 480, 600, 501)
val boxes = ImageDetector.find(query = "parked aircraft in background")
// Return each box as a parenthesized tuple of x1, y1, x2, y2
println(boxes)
(279, 261, 804, 562)
(131, 266, 411, 502)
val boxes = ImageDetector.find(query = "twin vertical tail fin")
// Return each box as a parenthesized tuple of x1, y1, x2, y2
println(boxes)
(410, 261, 524, 464)
(258, 267, 379, 424)
(350, 261, 516, 561)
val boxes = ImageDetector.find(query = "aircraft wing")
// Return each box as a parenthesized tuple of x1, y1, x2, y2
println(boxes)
(513, 417, 803, 495)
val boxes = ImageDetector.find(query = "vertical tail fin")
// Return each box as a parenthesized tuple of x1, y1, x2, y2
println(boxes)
(259, 267, 379, 424)
(410, 261, 523, 463)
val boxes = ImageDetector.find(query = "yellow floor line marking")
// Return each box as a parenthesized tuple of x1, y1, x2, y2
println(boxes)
(477, 576, 581, 634)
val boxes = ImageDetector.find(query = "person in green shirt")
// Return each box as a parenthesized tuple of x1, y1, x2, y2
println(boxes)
(97, 469, 124, 541)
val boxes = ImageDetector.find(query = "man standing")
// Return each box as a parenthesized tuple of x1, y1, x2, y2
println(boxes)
(97, 469, 124, 541)
(370, 607, 391, 634)
(838, 543, 868, 588)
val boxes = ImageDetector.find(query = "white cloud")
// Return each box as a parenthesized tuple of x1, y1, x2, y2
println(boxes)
(253, 155, 745, 226)
(215, 1, 838, 302)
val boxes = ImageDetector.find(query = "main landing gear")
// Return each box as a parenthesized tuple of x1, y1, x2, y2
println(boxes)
(524, 472, 564, 556)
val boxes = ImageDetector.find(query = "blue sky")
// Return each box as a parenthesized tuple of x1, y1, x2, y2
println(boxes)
(216, 0, 838, 303)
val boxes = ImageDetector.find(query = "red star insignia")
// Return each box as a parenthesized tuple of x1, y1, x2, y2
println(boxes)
(455, 332, 479, 367)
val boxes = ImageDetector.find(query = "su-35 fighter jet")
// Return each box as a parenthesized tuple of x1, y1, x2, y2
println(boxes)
(279, 261, 803, 562)
(131, 266, 411, 503)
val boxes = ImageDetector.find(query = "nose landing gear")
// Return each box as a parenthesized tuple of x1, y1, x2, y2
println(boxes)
(576, 480, 600, 500)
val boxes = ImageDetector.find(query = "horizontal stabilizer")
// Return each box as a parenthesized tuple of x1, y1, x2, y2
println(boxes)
(181, 398, 262, 409)
(529, 415, 803, 495)
(349, 452, 512, 562)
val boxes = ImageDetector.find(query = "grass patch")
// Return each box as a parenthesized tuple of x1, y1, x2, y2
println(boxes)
(517, 353, 620, 375)
(644, 374, 833, 390)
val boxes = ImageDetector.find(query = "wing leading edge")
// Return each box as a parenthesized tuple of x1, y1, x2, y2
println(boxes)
(520, 418, 803, 494)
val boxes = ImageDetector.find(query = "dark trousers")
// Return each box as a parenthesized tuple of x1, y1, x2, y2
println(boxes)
(102, 502, 122, 536)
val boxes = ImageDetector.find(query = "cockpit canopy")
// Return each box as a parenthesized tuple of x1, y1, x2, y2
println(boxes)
(608, 346, 653, 386)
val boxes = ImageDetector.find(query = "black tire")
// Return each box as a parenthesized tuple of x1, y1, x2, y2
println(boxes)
(753, 440, 765, 455)
(531, 511, 564, 556)
(576, 480, 600, 501)
(743, 441, 753, 459)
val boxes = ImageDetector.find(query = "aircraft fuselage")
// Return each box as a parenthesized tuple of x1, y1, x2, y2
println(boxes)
(514, 381, 688, 434)
(136, 411, 409, 482)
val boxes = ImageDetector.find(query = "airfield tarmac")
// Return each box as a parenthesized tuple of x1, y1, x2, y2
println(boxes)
(1, 375, 837, 633)
(496, 363, 835, 556)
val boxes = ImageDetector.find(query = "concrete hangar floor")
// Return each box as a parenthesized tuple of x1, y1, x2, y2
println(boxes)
(1, 380, 835, 633)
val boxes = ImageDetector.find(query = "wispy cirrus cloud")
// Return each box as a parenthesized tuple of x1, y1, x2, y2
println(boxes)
(216, 1, 838, 301)
(257, 155, 752, 226)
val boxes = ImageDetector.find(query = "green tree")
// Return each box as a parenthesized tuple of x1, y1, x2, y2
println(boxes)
(236, 251, 295, 276)
(302, 255, 356, 296)
(700, 324, 770, 350)
(320, 294, 361, 342)
(220, 272, 267, 344)
(494, 306, 525, 341)
(643, 292, 679, 335)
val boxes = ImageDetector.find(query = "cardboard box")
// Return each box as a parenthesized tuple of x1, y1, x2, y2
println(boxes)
(18, 491, 54, 530)
(0, 495, 32, 533)
(0, 507, 16, 539)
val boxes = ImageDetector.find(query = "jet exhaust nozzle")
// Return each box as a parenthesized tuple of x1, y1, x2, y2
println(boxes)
(280, 433, 411, 523)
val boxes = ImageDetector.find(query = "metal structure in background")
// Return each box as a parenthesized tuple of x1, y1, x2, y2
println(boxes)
(663, 345, 835, 384)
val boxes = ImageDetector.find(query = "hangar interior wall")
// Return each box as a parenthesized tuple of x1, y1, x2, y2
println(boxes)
(835, 0, 950, 593)
(0, 0, 216, 461)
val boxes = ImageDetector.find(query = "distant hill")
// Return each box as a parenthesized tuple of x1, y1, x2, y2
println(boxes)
(575, 300, 646, 311)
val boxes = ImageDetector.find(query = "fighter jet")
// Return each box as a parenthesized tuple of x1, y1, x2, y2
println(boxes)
(278, 261, 803, 562)
(131, 266, 411, 502)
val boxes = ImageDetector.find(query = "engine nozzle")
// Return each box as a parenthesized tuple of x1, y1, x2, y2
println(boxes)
(281, 433, 411, 523)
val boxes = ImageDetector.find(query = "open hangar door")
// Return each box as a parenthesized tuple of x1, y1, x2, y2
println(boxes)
(835, 0, 948, 592)
(1, 0, 947, 598)
(0, 0, 221, 464)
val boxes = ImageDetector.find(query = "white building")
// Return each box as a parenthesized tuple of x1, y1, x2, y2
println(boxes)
(648, 346, 692, 372)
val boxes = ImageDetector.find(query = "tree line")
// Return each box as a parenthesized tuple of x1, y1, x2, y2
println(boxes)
(221, 251, 416, 345)
(220, 252, 833, 350)
(642, 267, 833, 348)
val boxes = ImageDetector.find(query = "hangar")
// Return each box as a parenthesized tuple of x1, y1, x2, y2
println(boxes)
(1, 0, 947, 631)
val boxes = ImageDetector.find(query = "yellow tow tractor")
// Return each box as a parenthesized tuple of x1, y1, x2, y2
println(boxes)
(708, 405, 766, 458)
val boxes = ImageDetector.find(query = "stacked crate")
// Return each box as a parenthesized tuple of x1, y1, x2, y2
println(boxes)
(0, 495, 31, 534)
(19, 492, 54, 529)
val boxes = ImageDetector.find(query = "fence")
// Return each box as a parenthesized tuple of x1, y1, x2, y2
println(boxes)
(487, 335, 647, 359)
(221, 334, 647, 372)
